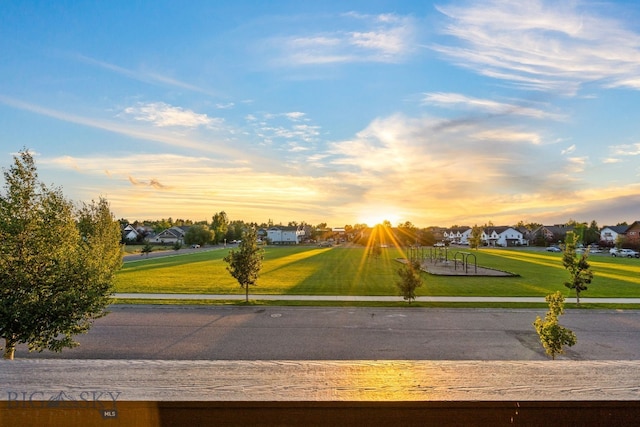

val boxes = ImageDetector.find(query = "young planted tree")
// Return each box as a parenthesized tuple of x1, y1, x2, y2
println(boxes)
(396, 259, 423, 304)
(0, 150, 122, 359)
(370, 244, 382, 259)
(223, 227, 264, 303)
(533, 291, 577, 360)
(562, 231, 593, 305)
(141, 242, 153, 256)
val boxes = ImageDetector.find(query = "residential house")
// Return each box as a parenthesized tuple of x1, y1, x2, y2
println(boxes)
(626, 221, 640, 244)
(122, 224, 140, 242)
(444, 227, 471, 244)
(603, 221, 640, 248)
(600, 225, 629, 244)
(460, 228, 473, 245)
(122, 224, 154, 242)
(482, 226, 524, 247)
(516, 227, 532, 246)
(267, 226, 304, 245)
(257, 228, 268, 241)
(150, 226, 190, 244)
(531, 224, 575, 245)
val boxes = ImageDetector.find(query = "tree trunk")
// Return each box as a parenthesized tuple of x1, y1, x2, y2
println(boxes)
(3, 338, 15, 360)
(245, 285, 249, 303)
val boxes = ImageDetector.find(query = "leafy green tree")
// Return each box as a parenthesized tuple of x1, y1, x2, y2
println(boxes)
(153, 218, 172, 234)
(469, 224, 483, 249)
(223, 228, 264, 303)
(211, 211, 229, 244)
(533, 291, 577, 360)
(226, 220, 246, 242)
(396, 259, 423, 304)
(417, 228, 435, 246)
(184, 224, 213, 246)
(397, 221, 417, 246)
(585, 220, 600, 246)
(562, 231, 593, 305)
(0, 150, 122, 359)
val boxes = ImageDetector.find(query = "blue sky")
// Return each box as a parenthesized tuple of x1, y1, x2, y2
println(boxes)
(1, 0, 640, 228)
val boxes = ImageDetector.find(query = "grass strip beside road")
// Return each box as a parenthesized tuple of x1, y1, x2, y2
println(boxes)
(114, 246, 640, 301)
(110, 299, 640, 310)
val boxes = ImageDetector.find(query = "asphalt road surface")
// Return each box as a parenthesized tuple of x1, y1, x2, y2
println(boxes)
(14, 305, 640, 360)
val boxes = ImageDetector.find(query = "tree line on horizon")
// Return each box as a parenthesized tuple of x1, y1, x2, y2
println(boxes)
(119, 215, 635, 250)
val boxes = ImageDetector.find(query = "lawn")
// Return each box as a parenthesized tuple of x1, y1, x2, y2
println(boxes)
(123, 244, 174, 255)
(114, 245, 640, 298)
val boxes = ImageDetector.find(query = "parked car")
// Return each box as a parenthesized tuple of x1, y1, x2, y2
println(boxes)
(546, 246, 561, 252)
(610, 248, 640, 258)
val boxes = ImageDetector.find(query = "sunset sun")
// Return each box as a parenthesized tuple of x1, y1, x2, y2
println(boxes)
(358, 209, 401, 227)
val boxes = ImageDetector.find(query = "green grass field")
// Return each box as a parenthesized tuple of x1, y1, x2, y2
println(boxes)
(114, 245, 640, 298)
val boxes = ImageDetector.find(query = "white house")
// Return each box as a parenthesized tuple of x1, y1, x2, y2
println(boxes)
(267, 226, 304, 245)
(122, 224, 140, 241)
(460, 228, 473, 245)
(444, 227, 470, 244)
(600, 225, 629, 243)
(482, 227, 524, 247)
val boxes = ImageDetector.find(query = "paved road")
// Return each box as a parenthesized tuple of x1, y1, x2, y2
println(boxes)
(14, 305, 640, 360)
(114, 293, 640, 304)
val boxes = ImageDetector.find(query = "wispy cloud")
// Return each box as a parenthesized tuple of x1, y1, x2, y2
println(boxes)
(73, 54, 216, 95)
(603, 158, 622, 164)
(122, 102, 222, 129)
(128, 176, 170, 190)
(433, 0, 640, 94)
(0, 95, 241, 157)
(267, 13, 416, 66)
(566, 156, 588, 174)
(247, 111, 322, 151)
(423, 92, 564, 120)
(611, 142, 640, 156)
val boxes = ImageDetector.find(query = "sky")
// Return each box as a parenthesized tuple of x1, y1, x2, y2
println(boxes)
(1, 0, 640, 228)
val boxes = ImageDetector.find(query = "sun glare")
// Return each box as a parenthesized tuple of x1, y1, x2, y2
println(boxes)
(358, 210, 401, 227)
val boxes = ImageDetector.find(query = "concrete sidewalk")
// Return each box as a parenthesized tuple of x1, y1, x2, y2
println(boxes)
(113, 293, 640, 304)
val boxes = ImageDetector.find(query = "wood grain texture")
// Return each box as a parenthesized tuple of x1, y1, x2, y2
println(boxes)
(2, 359, 640, 401)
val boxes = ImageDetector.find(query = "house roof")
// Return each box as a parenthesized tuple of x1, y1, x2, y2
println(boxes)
(157, 226, 188, 238)
(268, 226, 300, 231)
(484, 226, 518, 234)
(534, 225, 575, 236)
(602, 225, 629, 234)
(446, 227, 471, 233)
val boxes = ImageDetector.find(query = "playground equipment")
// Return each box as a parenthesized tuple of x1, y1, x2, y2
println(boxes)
(452, 251, 477, 274)
(408, 246, 478, 274)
